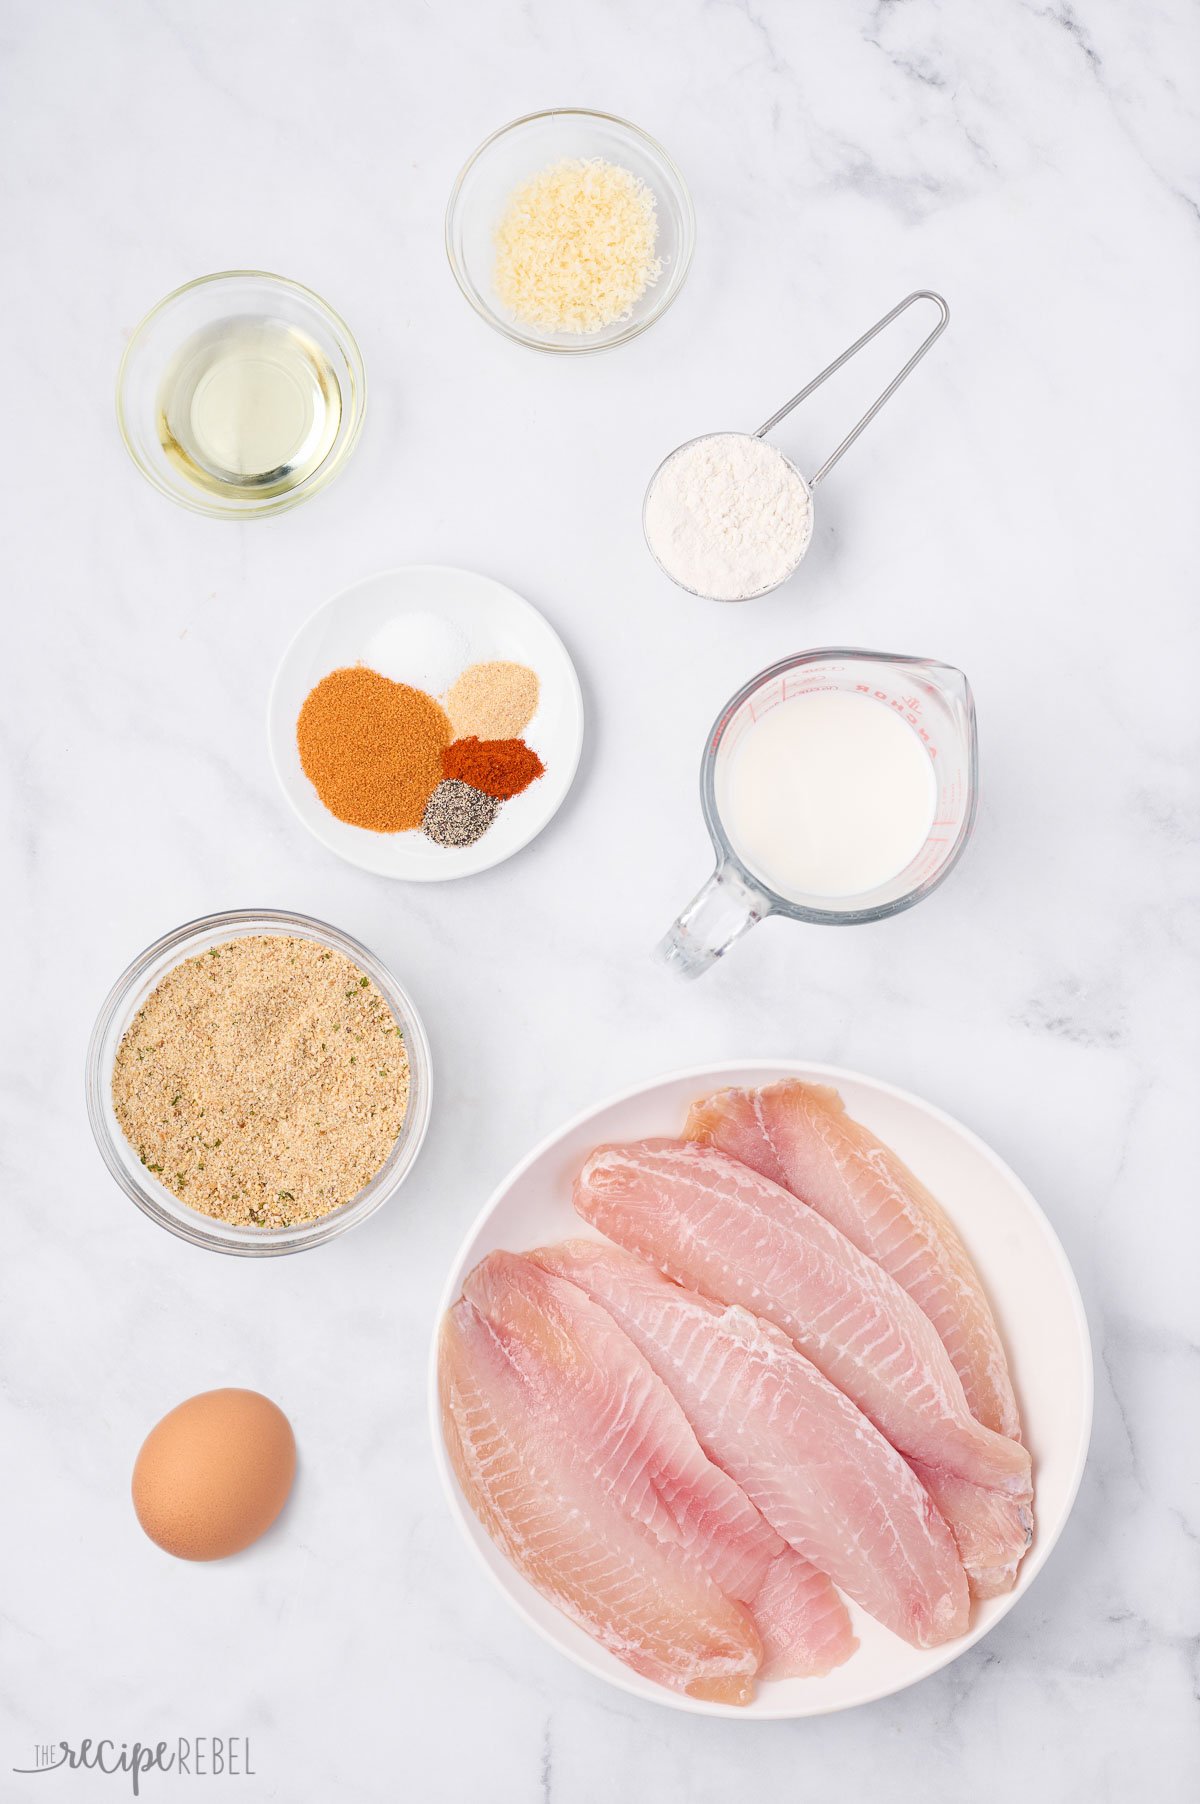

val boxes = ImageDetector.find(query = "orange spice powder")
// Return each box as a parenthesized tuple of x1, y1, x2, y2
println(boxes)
(297, 667, 451, 832)
(441, 736, 545, 799)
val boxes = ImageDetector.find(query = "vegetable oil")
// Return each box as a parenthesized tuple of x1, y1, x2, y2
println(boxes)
(156, 316, 341, 501)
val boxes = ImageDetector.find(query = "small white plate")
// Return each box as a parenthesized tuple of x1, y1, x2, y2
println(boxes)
(268, 566, 584, 880)
(429, 1061, 1092, 1719)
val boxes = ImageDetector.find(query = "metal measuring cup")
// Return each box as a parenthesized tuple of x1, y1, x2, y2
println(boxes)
(657, 648, 978, 979)
(642, 291, 950, 602)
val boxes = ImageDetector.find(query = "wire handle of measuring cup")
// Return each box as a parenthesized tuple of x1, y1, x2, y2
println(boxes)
(754, 291, 949, 491)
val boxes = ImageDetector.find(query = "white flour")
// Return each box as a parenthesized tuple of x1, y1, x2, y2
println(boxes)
(643, 432, 813, 601)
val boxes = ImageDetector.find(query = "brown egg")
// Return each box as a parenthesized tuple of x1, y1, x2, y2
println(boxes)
(132, 1389, 296, 1561)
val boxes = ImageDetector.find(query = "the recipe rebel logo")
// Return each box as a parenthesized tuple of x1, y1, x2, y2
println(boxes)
(13, 1738, 255, 1794)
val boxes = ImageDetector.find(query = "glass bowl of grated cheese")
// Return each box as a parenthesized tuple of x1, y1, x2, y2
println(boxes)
(446, 109, 695, 353)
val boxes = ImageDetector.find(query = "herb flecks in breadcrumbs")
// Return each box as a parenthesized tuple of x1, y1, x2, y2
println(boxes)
(111, 935, 409, 1229)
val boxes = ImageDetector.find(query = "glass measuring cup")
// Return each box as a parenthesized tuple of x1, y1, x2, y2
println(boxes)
(643, 291, 949, 602)
(657, 649, 978, 978)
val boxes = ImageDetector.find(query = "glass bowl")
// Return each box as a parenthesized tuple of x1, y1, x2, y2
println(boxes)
(85, 909, 432, 1256)
(445, 109, 695, 353)
(116, 271, 367, 519)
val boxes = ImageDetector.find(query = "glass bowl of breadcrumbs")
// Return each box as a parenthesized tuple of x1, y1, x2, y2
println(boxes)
(86, 909, 432, 1255)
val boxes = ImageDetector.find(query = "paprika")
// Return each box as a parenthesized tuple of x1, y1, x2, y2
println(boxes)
(441, 736, 545, 800)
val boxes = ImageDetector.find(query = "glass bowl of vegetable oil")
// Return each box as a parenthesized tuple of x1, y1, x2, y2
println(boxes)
(116, 271, 366, 518)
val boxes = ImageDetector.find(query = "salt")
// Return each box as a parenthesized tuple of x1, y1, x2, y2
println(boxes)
(364, 611, 469, 696)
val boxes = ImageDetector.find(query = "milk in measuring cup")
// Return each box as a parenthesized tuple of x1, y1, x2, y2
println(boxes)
(717, 690, 937, 901)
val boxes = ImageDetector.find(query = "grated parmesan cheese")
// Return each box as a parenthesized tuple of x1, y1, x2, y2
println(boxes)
(492, 157, 662, 335)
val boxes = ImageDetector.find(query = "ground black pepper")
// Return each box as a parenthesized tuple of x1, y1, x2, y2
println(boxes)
(421, 780, 500, 848)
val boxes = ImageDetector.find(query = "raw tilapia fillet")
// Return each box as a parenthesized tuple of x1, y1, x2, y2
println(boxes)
(685, 1083, 1032, 1595)
(573, 1139, 1032, 1500)
(439, 1293, 761, 1703)
(461, 1251, 854, 1680)
(685, 1082, 1022, 1438)
(915, 1468, 1033, 1599)
(751, 1547, 860, 1679)
(464, 1251, 775, 1603)
(533, 1240, 969, 1649)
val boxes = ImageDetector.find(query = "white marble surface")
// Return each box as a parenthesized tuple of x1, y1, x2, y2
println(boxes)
(2, 1, 1197, 1798)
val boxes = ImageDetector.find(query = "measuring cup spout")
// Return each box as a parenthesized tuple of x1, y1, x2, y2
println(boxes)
(656, 863, 770, 980)
(921, 660, 969, 704)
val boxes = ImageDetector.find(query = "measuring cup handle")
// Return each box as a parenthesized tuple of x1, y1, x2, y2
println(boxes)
(656, 864, 770, 980)
(755, 290, 949, 489)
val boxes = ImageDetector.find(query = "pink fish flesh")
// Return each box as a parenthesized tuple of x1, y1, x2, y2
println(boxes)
(463, 1250, 854, 1679)
(533, 1240, 969, 1650)
(439, 1281, 761, 1703)
(685, 1084, 1032, 1594)
(573, 1139, 1032, 1501)
(685, 1082, 1022, 1439)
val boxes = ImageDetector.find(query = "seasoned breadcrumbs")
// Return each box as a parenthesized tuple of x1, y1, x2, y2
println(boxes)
(111, 935, 409, 1228)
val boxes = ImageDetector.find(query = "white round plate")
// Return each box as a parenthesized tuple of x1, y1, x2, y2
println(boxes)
(429, 1060, 1092, 1719)
(268, 566, 584, 880)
